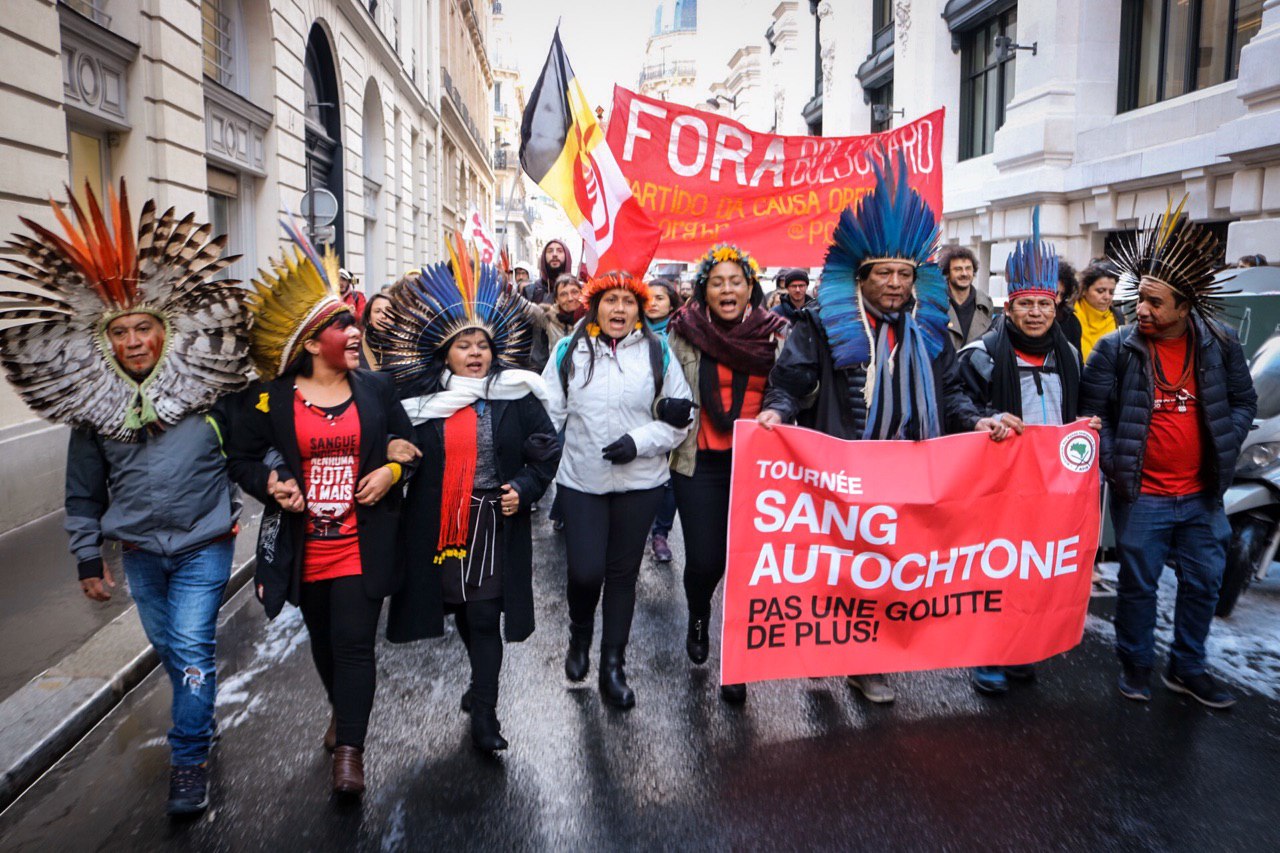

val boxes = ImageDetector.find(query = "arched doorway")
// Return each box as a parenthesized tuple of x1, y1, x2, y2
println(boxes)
(304, 23, 343, 259)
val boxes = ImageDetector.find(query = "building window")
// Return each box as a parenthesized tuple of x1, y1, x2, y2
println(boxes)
(873, 0, 893, 42)
(63, 0, 110, 26)
(869, 81, 895, 133)
(201, 1, 234, 88)
(68, 127, 109, 212)
(206, 167, 240, 282)
(1119, 0, 1263, 112)
(959, 7, 1017, 161)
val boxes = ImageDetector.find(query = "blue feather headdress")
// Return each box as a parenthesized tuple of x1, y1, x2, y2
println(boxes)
(377, 234, 531, 389)
(816, 146, 946, 369)
(1005, 207, 1059, 301)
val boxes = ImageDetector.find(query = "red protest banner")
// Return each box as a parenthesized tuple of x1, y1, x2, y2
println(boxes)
(721, 421, 1101, 685)
(605, 85, 944, 267)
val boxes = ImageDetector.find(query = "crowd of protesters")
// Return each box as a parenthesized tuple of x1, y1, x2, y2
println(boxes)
(18, 151, 1265, 821)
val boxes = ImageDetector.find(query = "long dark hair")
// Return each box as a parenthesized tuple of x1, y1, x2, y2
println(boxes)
(557, 287, 663, 396)
(1055, 257, 1079, 324)
(419, 328, 506, 396)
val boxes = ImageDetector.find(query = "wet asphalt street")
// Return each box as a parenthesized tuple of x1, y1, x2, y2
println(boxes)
(4, 491, 1280, 852)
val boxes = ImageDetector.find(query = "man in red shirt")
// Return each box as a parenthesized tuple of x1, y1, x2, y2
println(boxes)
(1081, 204, 1257, 709)
(339, 267, 367, 320)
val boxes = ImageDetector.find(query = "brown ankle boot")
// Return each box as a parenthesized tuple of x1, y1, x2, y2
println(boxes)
(331, 745, 364, 794)
(323, 713, 337, 752)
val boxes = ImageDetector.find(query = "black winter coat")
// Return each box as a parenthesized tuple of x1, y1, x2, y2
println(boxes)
(386, 393, 559, 644)
(762, 309, 983, 438)
(228, 371, 416, 618)
(1078, 317, 1257, 503)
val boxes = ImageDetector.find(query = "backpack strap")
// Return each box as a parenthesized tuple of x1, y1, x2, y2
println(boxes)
(556, 333, 671, 400)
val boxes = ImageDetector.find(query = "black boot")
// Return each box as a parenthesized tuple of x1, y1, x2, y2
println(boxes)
(598, 644, 636, 709)
(469, 698, 508, 752)
(565, 621, 592, 682)
(686, 614, 709, 665)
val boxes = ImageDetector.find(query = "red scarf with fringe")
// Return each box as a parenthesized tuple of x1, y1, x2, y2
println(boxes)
(435, 405, 478, 563)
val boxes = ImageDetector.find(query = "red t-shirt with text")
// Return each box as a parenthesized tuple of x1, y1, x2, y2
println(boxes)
(1141, 335, 1204, 496)
(295, 393, 363, 581)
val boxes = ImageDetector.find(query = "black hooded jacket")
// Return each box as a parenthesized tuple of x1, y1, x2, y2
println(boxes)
(762, 308, 982, 439)
(1079, 316, 1256, 503)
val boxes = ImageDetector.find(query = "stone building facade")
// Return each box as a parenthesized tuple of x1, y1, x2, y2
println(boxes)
(0, 0, 495, 535)
(690, 1, 1279, 296)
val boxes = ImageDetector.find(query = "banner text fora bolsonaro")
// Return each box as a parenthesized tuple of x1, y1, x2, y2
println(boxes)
(606, 85, 943, 267)
(720, 421, 1101, 684)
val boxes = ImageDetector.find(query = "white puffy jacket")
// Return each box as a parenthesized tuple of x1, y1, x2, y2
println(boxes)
(543, 329, 692, 495)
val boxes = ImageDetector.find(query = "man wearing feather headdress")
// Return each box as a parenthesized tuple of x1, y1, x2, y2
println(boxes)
(1081, 199, 1257, 710)
(755, 148, 1010, 704)
(0, 180, 254, 816)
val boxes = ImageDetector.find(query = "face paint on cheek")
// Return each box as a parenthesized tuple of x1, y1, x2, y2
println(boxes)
(316, 326, 350, 370)
(145, 333, 164, 362)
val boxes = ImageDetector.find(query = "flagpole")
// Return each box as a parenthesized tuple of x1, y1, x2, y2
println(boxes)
(499, 168, 520, 263)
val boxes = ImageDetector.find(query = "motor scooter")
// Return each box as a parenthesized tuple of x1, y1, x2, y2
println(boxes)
(1219, 331, 1280, 616)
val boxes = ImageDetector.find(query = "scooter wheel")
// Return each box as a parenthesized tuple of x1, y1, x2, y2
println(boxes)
(1216, 514, 1270, 617)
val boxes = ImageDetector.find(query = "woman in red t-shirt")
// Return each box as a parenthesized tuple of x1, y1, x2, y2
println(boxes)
(233, 274, 416, 798)
(666, 245, 788, 705)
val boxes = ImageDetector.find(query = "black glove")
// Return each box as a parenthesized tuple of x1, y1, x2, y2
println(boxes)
(656, 397, 695, 428)
(601, 435, 638, 465)
(523, 432, 562, 463)
(77, 556, 105, 581)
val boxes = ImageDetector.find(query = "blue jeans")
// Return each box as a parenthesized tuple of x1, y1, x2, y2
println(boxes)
(1111, 492, 1229, 676)
(122, 537, 234, 766)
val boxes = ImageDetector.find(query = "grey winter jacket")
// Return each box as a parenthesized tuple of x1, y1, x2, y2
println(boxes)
(1078, 317, 1257, 503)
(946, 285, 994, 349)
(64, 402, 240, 578)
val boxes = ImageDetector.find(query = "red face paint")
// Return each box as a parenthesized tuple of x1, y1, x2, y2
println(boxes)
(315, 323, 354, 371)
(107, 313, 165, 378)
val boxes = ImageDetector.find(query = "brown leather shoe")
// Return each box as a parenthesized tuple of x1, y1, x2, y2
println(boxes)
(331, 745, 364, 795)
(323, 713, 337, 752)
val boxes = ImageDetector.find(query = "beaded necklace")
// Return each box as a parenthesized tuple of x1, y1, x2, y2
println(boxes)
(294, 384, 352, 426)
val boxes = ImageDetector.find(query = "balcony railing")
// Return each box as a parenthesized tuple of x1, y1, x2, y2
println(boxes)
(493, 147, 513, 170)
(441, 67, 486, 154)
(638, 60, 696, 86)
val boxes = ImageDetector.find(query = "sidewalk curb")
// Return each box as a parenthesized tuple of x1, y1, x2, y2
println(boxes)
(0, 553, 256, 812)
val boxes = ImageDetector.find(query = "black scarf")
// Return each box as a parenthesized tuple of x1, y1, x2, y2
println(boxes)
(698, 354, 751, 433)
(988, 320, 1080, 420)
(952, 289, 977, 341)
(670, 304, 786, 434)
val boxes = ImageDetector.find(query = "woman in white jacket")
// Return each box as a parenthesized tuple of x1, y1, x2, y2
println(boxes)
(542, 272, 694, 709)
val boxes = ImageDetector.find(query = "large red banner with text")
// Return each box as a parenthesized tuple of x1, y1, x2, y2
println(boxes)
(721, 421, 1101, 684)
(605, 86, 944, 267)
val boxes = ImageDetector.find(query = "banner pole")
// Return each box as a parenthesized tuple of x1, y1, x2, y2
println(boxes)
(499, 169, 520, 262)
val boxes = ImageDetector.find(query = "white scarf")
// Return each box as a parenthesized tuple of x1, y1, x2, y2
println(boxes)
(402, 369, 550, 425)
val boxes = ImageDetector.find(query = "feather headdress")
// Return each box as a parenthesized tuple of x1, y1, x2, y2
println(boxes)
(246, 216, 351, 380)
(0, 179, 251, 442)
(817, 146, 947, 369)
(1110, 196, 1229, 320)
(1005, 206, 1059, 302)
(377, 234, 531, 390)
(580, 271, 651, 310)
